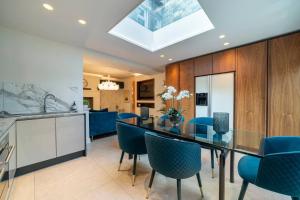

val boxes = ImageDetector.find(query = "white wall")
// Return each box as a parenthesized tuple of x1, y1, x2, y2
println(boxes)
(0, 26, 83, 111)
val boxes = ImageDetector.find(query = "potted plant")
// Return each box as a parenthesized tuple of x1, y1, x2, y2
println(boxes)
(160, 86, 192, 126)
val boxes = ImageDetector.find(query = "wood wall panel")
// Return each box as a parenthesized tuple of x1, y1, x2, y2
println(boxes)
(165, 63, 180, 109)
(179, 60, 195, 123)
(213, 49, 236, 73)
(268, 32, 300, 136)
(194, 55, 213, 76)
(236, 42, 267, 149)
(165, 63, 180, 89)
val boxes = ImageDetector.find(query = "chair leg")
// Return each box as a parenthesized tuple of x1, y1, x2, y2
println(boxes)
(118, 151, 125, 171)
(196, 173, 204, 198)
(177, 179, 181, 200)
(146, 170, 156, 199)
(291, 197, 300, 200)
(132, 154, 137, 186)
(215, 149, 219, 158)
(210, 149, 215, 178)
(238, 180, 249, 200)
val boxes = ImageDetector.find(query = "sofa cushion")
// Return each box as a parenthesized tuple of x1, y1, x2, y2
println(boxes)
(89, 111, 117, 137)
(90, 108, 108, 112)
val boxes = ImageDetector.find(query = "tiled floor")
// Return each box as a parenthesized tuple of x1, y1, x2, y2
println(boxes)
(10, 136, 289, 200)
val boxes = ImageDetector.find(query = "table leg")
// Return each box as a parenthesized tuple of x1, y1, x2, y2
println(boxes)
(219, 150, 226, 200)
(230, 151, 235, 183)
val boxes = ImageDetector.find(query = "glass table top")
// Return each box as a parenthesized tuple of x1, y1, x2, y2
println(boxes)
(117, 117, 263, 157)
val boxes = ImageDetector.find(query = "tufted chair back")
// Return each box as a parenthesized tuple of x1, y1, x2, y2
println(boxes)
(256, 137, 300, 197)
(116, 123, 147, 155)
(189, 117, 213, 135)
(118, 113, 140, 120)
(145, 132, 201, 179)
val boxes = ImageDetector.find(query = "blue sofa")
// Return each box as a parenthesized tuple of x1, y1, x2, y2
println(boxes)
(89, 110, 118, 139)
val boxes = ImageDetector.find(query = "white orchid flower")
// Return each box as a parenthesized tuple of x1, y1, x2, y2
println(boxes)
(162, 92, 173, 100)
(167, 86, 177, 94)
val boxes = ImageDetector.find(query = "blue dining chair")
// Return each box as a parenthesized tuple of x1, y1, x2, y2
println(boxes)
(116, 122, 147, 186)
(118, 112, 140, 119)
(145, 132, 204, 200)
(238, 136, 300, 200)
(159, 114, 185, 123)
(189, 117, 219, 178)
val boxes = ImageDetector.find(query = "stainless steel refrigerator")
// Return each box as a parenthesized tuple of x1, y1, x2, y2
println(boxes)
(195, 72, 234, 129)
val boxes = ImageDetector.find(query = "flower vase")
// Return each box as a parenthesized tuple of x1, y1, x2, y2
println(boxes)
(168, 114, 182, 127)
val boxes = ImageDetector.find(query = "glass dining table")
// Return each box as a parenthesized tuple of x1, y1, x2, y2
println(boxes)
(117, 117, 263, 200)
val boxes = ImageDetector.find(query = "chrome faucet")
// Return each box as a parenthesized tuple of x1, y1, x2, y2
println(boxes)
(43, 93, 56, 113)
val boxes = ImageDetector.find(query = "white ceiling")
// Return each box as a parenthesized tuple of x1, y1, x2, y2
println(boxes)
(83, 55, 141, 78)
(0, 0, 299, 74)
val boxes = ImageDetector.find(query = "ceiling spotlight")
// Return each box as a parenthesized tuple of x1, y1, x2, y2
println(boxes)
(219, 35, 225, 39)
(160, 54, 165, 58)
(78, 19, 87, 25)
(168, 58, 173, 61)
(224, 42, 230, 46)
(43, 3, 54, 11)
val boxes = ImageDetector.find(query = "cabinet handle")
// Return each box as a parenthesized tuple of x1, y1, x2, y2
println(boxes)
(0, 167, 5, 181)
(5, 145, 15, 164)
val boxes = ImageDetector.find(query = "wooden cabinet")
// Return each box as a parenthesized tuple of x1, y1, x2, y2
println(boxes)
(213, 49, 236, 73)
(194, 55, 212, 76)
(236, 42, 267, 150)
(165, 63, 180, 109)
(164, 32, 300, 140)
(179, 59, 195, 123)
(17, 118, 56, 168)
(268, 32, 300, 136)
(165, 63, 180, 89)
(56, 115, 85, 157)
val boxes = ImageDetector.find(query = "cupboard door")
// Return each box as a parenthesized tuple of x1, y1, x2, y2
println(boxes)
(213, 49, 236, 73)
(165, 63, 180, 89)
(268, 32, 300, 136)
(194, 55, 213, 76)
(236, 42, 267, 150)
(17, 118, 56, 168)
(165, 63, 180, 109)
(56, 115, 85, 157)
(179, 59, 195, 123)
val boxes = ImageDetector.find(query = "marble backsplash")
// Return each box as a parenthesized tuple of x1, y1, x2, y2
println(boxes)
(0, 81, 77, 114)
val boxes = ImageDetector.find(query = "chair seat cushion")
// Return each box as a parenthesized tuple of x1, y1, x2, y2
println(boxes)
(238, 156, 261, 184)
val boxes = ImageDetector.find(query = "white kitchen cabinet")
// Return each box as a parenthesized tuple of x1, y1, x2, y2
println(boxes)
(17, 118, 56, 168)
(55, 115, 85, 157)
(8, 123, 16, 187)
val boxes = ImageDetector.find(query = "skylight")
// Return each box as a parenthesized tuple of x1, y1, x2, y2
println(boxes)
(109, 0, 214, 52)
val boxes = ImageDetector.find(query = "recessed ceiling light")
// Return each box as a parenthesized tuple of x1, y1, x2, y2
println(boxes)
(168, 58, 173, 61)
(219, 34, 225, 39)
(43, 3, 54, 11)
(78, 19, 87, 25)
(224, 42, 230, 46)
(133, 73, 142, 76)
(160, 54, 165, 58)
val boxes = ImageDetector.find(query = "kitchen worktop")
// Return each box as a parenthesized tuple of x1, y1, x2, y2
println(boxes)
(0, 112, 85, 141)
(0, 117, 16, 141)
